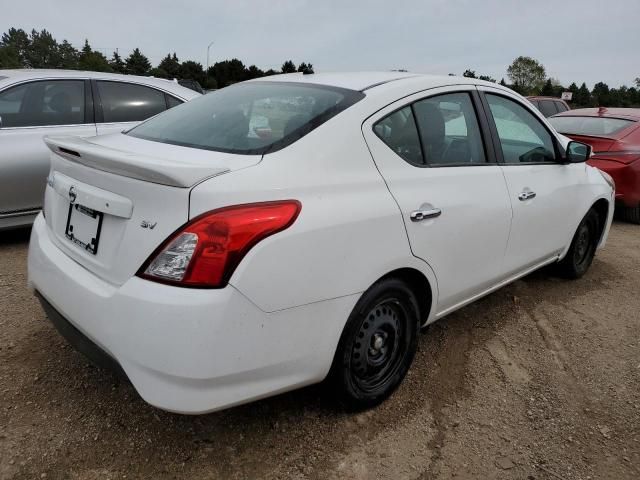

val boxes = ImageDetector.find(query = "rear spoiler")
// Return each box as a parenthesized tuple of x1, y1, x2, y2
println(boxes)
(44, 136, 230, 188)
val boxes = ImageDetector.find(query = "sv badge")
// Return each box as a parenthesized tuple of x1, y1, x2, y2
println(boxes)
(140, 220, 157, 230)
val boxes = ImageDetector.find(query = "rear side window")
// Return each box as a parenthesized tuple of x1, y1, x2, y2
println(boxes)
(374, 92, 486, 166)
(0, 80, 85, 127)
(128, 82, 364, 154)
(413, 93, 486, 165)
(97, 81, 166, 123)
(166, 95, 183, 109)
(374, 106, 423, 166)
(538, 100, 558, 117)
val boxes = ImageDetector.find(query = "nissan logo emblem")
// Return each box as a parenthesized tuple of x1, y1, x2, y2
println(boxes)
(69, 186, 77, 204)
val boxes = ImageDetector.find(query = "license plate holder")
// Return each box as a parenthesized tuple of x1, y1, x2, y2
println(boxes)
(65, 203, 104, 255)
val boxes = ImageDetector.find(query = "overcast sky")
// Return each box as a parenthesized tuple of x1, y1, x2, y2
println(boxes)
(4, 0, 639, 87)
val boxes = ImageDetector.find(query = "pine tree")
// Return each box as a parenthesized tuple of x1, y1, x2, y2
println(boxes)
(297, 62, 314, 74)
(158, 53, 180, 78)
(125, 48, 151, 75)
(58, 40, 78, 69)
(541, 78, 554, 96)
(575, 83, 592, 107)
(110, 51, 126, 73)
(281, 60, 296, 73)
(1, 28, 30, 66)
(78, 40, 111, 72)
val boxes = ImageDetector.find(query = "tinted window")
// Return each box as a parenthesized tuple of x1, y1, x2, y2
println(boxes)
(129, 82, 364, 154)
(486, 94, 556, 163)
(0, 80, 85, 127)
(555, 101, 569, 113)
(413, 93, 486, 165)
(538, 100, 558, 117)
(166, 95, 182, 109)
(97, 81, 166, 123)
(374, 106, 423, 166)
(548, 116, 635, 137)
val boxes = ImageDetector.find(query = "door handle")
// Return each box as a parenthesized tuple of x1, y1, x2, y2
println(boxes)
(410, 207, 442, 222)
(518, 191, 536, 201)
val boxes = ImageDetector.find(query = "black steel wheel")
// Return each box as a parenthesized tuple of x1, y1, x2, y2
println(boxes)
(330, 277, 420, 409)
(557, 209, 600, 279)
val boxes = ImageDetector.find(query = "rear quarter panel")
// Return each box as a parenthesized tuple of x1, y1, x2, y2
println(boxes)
(189, 109, 438, 314)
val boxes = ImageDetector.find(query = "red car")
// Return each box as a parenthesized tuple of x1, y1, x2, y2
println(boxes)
(549, 108, 640, 223)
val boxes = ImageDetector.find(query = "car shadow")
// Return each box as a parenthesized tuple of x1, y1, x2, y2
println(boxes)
(0, 226, 31, 245)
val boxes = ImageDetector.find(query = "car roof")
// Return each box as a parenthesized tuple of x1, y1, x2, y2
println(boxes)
(553, 107, 640, 120)
(0, 69, 200, 100)
(248, 71, 494, 93)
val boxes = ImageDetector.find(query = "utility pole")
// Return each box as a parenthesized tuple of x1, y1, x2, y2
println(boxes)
(206, 41, 214, 87)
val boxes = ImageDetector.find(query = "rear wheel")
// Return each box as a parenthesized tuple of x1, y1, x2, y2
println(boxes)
(330, 278, 419, 409)
(618, 205, 640, 224)
(557, 209, 600, 279)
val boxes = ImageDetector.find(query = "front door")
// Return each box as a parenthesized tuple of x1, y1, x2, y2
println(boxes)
(362, 87, 512, 314)
(478, 88, 584, 276)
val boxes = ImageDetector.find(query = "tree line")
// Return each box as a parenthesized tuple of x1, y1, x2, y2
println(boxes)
(0, 28, 313, 89)
(1, 29, 639, 107)
(462, 56, 640, 108)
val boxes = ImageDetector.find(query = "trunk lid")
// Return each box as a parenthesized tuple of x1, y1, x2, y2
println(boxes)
(43, 133, 261, 285)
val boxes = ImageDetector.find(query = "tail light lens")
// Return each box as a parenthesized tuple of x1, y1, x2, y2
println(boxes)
(138, 200, 301, 288)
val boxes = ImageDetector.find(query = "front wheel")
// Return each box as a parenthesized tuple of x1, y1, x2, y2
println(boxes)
(556, 209, 600, 279)
(330, 278, 420, 409)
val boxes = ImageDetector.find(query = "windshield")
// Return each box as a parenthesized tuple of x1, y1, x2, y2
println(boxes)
(128, 81, 364, 154)
(549, 116, 635, 137)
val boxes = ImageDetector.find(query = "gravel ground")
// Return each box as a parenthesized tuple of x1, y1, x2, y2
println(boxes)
(0, 223, 639, 480)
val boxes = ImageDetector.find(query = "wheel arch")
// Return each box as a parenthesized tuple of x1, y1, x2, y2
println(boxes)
(591, 197, 610, 245)
(376, 267, 434, 327)
(560, 195, 611, 260)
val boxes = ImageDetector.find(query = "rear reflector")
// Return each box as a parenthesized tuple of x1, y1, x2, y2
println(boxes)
(138, 200, 301, 288)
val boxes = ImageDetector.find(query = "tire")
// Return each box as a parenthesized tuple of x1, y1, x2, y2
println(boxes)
(556, 209, 600, 279)
(618, 205, 640, 224)
(329, 277, 420, 410)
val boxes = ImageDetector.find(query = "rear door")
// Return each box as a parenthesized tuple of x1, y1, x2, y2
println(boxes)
(477, 88, 584, 276)
(362, 86, 512, 314)
(0, 78, 96, 216)
(93, 80, 175, 135)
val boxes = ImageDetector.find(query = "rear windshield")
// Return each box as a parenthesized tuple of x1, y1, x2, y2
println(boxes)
(128, 81, 364, 154)
(549, 116, 635, 137)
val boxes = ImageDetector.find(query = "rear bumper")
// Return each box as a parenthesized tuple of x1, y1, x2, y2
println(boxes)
(36, 292, 127, 378)
(28, 214, 357, 414)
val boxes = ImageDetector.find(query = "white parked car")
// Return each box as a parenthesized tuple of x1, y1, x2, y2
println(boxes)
(28, 72, 614, 414)
(0, 70, 200, 230)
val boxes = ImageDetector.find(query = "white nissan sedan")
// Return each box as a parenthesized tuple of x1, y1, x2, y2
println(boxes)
(28, 72, 614, 414)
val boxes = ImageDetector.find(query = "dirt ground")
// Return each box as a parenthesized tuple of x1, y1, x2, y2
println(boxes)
(0, 223, 638, 480)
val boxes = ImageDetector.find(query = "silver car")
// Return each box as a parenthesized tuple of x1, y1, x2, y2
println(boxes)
(0, 70, 200, 230)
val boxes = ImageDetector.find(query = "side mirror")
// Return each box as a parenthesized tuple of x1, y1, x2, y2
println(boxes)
(566, 141, 591, 163)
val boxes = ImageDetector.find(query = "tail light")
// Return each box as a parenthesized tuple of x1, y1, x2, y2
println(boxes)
(138, 200, 301, 288)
